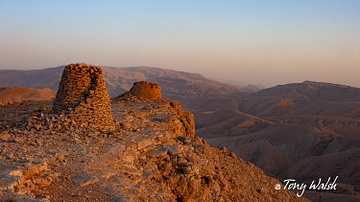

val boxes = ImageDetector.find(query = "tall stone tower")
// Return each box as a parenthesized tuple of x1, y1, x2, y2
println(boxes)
(52, 64, 115, 131)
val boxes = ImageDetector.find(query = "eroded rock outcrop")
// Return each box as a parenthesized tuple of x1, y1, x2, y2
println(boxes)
(114, 81, 194, 139)
(52, 64, 115, 131)
(168, 99, 195, 139)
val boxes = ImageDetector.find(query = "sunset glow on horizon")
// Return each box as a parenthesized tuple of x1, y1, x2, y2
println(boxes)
(0, 0, 359, 88)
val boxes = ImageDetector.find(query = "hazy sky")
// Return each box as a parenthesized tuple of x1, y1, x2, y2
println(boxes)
(0, 0, 359, 87)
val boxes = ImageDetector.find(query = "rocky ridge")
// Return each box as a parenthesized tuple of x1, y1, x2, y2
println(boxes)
(0, 99, 306, 201)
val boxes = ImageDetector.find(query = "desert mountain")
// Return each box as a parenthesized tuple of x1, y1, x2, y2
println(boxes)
(0, 64, 305, 201)
(203, 81, 360, 200)
(239, 81, 360, 116)
(0, 67, 63, 91)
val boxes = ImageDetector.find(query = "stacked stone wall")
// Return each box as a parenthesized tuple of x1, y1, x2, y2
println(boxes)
(52, 64, 115, 131)
(128, 81, 162, 100)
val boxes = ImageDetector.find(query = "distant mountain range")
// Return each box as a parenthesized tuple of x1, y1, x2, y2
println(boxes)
(0, 66, 250, 99)
(0, 65, 360, 200)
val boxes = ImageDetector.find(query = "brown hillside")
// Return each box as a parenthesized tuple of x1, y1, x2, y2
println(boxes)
(0, 87, 55, 104)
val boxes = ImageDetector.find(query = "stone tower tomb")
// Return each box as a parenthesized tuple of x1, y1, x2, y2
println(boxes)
(127, 81, 162, 100)
(52, 63, 115, 131)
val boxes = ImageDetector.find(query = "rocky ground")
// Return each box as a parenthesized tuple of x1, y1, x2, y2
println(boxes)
(0, 99, 307, 201)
